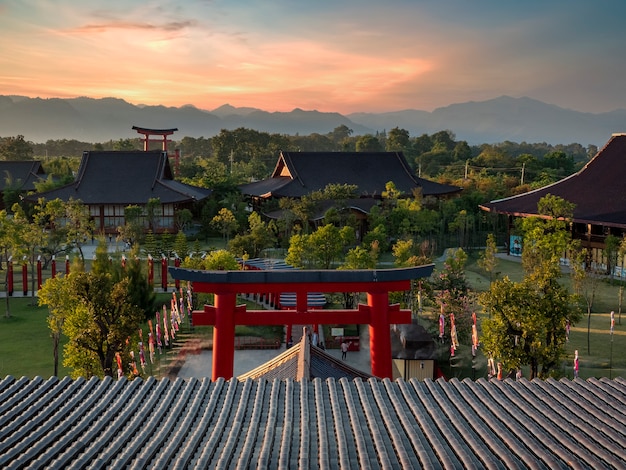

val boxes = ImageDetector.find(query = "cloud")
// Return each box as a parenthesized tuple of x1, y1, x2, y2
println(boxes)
(65, 19, 198, 34)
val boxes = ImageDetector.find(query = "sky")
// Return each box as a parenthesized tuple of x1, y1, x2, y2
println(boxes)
(2, 0, 626, 115)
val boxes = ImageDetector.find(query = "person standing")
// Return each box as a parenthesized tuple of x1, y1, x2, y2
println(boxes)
(574, 350, 580, 378)
(341, 340, 351, 360)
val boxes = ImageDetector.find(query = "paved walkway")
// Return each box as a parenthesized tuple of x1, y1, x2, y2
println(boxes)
(176, 327, 373, 379)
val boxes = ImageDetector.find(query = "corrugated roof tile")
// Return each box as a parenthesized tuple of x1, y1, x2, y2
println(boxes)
(0, 375, 624, 468)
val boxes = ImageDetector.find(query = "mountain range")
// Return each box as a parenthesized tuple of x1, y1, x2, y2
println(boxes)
(1, 94, 624, 147)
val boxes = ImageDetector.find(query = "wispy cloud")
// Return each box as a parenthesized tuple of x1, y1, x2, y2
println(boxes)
(65, 19, 198, 34)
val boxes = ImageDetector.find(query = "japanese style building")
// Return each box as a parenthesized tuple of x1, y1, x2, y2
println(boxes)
(240, 150, 462, 231)
(25, 150, 211, 235)
(480, 133, 626, 269)
(0, 160, 46, 210)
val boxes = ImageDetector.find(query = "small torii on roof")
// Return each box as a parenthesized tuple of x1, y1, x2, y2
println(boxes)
(132, 125, 178, 151)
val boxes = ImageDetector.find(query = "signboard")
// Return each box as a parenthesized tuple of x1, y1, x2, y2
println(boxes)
(509, 235, 522, 257)
(331, 328, 344, 337)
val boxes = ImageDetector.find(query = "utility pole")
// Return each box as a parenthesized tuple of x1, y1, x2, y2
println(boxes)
(521, 162, 525, 186)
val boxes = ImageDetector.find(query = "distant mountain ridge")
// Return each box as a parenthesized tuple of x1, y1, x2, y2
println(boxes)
(1, 94, 624, 146)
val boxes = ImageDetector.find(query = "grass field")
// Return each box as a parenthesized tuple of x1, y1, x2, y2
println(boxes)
(0, 249, 624, 380)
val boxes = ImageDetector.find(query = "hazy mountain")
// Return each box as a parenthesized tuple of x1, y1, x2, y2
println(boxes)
(1, 94, 624, 146)
(348, 96, 626, 147)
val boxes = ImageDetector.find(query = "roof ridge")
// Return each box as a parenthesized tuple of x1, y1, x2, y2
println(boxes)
(74, 151, 90, 190)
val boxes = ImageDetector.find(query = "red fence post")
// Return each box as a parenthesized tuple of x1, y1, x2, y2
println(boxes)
(22, 259, 27, 295)
(161, 256, 168, 291)
(174, 257, 181, 289)
(7, 257, 13, 296)
(51, 256, 56, 279)
(65, 255, 70, 275)
(37, 256, 42, 290)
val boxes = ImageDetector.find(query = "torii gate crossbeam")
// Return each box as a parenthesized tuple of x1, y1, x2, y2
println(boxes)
(169, 265, 434, 380)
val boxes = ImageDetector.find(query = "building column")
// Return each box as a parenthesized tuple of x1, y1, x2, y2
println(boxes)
(212, 291, 237, 381)
(368, 290, 393, 379)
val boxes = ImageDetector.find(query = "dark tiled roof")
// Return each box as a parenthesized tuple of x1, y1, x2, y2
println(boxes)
(240, 151, 461, 198)
(238, 334, 371, 382)
(480, 133, 626, 228)
(0, 374, 624, 468)
(0, 160, 45, 191)
(25, 150, 211, 205)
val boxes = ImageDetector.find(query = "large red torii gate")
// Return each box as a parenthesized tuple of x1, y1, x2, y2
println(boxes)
(169, 265, 434, 380)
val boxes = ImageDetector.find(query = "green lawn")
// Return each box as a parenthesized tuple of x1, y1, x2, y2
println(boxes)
(0, 299, 66, 379)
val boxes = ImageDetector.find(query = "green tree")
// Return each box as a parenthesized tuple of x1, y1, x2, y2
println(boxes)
(114, 245, 157, 321)
(64, 198, 95, 262)
(342, 241, 379, 270)
(392, 238, 432, 268)
(480, 195, 581, 379)
(38, 273, 77, 376)
(386, 127, 410, 152)
(519, 194, 575, 276)
(362, 224, 389, 252)
(0, 135, 34, 160)
(117, 205, 144, 248)
(355, 134, 383, 152)
(145, 198, 161, 232)
(0, 210, 17, 317)
(174, 231, 189, 259)
(11, 203, 48, 305)
(570, 242, 603, 355)
(285, 233, 309, 269)
(228, 211, 276, 258)
(184, 249, 239, 271)
(175, 208, 193, 233)
(478, 233, 499, 282)
(329, 125, 353, 146)
(40, 248, 145, 378)
(307, 224, 345, 269)
(113, 138, 137, 151)
(604, 234, 620, 278)
(479, 272, 579, 379)
(211, 207, 239, 241)
(432, 248, 473, 345)
(160, 231, 174, 258)
(142, 230, 158, 259)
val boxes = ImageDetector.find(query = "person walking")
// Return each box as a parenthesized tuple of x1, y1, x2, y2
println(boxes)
(340, 340, 351, 360)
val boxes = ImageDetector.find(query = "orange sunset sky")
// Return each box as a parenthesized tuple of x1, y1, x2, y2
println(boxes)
(2, 0, 626, 114)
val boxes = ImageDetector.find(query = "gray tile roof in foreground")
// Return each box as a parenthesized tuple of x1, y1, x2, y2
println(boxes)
(0, 374, 624, 469)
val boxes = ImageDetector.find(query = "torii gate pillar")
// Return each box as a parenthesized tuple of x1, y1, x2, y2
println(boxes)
(213, 292, 237, 380)
(368, 291, 393, 378)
